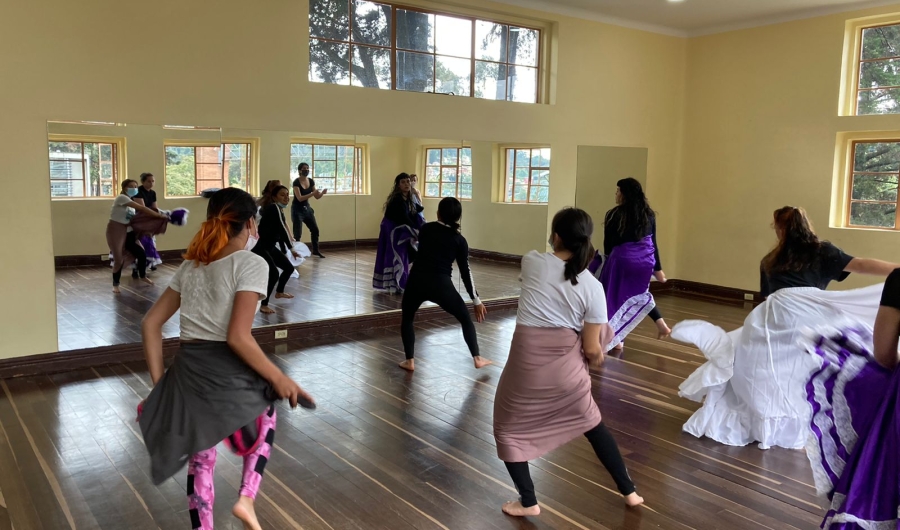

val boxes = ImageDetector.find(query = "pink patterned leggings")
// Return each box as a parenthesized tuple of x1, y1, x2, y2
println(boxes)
(186, 405, 276, 529)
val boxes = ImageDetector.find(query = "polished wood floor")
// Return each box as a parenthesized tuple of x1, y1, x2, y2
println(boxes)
(1, 295, 826, 529)
(55, 249, 522, 351)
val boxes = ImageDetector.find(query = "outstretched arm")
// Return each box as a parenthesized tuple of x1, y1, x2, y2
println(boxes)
(845, 258, 900, 277)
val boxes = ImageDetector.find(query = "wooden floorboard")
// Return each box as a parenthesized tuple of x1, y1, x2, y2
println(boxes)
(1, 295, 829, 529)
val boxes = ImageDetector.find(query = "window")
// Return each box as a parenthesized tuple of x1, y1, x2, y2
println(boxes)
(504, 147, 549, 203)
(423, 147, 472, 199)
(290, 143, 364, 194)
(165, 143, 252, 197)
(48, 139, 119, 198)
(847, 140, 900, 228)
(856, 23, 900, 115)
(309, 0, 540, 103)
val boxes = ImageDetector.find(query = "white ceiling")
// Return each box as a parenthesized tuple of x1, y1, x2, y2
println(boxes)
(493, 0, 900, 36)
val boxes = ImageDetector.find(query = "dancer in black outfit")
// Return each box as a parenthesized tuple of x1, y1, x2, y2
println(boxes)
(292, 163, 326, 258)
(398, 197, 491, 372)
(254, 186, 300, 314)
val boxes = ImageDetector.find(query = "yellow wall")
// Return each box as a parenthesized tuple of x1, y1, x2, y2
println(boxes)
(1, 0, 686, 358)
(680, 4, 900, 291)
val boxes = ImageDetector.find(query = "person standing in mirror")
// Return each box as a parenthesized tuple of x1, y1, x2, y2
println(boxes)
(291, 163, 326, 258)
(131, 172, 163, 276)
(107, 179, 166, 293)
(373, 173, 425, 294)
(399, 197, 490, 372)
(409, 173, 426, 225)
(255, 186, 301, 315)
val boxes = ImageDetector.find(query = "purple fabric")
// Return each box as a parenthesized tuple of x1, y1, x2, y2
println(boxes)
(805, 327, 899, 529)
(372, 218, 418, 293)
(139, 235, 161, 263)
(597, 236, 657, 349)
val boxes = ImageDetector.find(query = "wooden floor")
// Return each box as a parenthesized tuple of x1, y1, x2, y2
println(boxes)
(55, 248, 522, 351)
(0, 295, 827, 529)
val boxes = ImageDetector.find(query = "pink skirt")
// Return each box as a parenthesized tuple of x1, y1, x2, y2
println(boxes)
(493, 325, 604, 462)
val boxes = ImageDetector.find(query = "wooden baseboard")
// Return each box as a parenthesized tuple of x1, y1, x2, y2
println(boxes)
(467, 249, 523, 264)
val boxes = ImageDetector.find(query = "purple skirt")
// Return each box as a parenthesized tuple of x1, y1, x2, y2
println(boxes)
(805, 326, 899, 529)
(595, 236, 656, 350)
(372, 218, 418, 293)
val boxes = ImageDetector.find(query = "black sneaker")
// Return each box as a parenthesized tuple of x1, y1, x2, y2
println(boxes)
(314, 252, 325, 258)
(132, 269, 139, 279)
(150, 266, 157, 271)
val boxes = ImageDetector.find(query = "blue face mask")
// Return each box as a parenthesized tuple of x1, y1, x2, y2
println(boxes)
(277, 202, 287, 209)
(126, 188, 139, 197)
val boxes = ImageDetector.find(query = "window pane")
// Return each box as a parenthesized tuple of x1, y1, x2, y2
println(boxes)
(426, 148, 441, 165)
(49, 160, 82, 180)
(435, 56, 471, 96)
(475, 21, 507, 61)
(460, 148, 472, 165)
(337, 176, 354, 192)
(425, 166, 440, 182)
(459, 183, 472, 199)
(425, 183, 439, 196)
(309, 0, 350, 41)
(513, 183, 528, 202)
(397, 51, 434, 92)
(49, 141, 82, 155)
(539, 148, 551, 166)
(314, 144, 337, 160)
(460, 165, 472, 184)
(352, 45, 391, 88)
(290, 144, 313, 180)
(352, 1, 391, 46)
(508, 27, 539, 66)
(507, 65, 538, 103)
(515, 149, 529, 167)
(441, 184, 456, 197)
(310, 39, 350, 85)
(51, 179, 84, 198)
(435, 15, 472, 58)
(850, 201, 896, 227)
(317, 178, 337, 192)
(858, 87, 900, 115)
(165, 146, 197, 197)
(529, 185, 549, 203)
(197, 146, 221, 164)
(315, 160, 337, 179)
(854, 142, 900, 172)
(441, 148, 458, 165)
(862, 25, 900, 60)
(859, 59, 900, 88)
(475, 61, 507, 100)
(441, 167, 458, 183)
(224, 144, 250, 190)
(852, 174, 899, 201)
(396, 9, 434, 52)
(531, 169, 550, 186)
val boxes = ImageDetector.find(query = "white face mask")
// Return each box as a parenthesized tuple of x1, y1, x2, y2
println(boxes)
(244, 220, 259, 251)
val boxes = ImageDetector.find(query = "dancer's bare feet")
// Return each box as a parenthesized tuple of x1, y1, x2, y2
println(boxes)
(275, 292, 294, 299)
(112, 286, 120, 294)
(656, 319, 672, 340)
(140, 277, 154, 286)
(260, 306, 275, 314)
(399, 359, 415, 371)
(233, 496, 262, 530)
(473, 356, 493, 369)
(502, 500, 540, 517)
(625, 492, 644, 507)
(613, 342, 624, 351)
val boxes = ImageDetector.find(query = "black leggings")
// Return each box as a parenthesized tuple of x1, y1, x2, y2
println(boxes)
(253, 245, 294, 306)
(112, 232, 147, 286)
(401, 272, 478, 360)
(504, 422, 635, 507)
(292, 206, 320, 253)
(649, 307, 663, 322)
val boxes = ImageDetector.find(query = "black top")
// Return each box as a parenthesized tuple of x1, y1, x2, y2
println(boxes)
(603, 208, 661, 271)
(135, 186, 157, 208)
(257, 203, 292, 252)
(292, 177, 314, 208)
(759, 242, 854, 298)
(413, 222, 478, 301)
(881, 269, 900, 310)
(385, 194, 424, 227)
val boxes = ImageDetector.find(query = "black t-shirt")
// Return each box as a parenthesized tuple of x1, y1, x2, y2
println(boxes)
(292, 177, 314, 208)
(759, 242, 854, 298)
(880, 269, 900, 310)
(412, 222, 477, 300)
(135, 186, 157, 208)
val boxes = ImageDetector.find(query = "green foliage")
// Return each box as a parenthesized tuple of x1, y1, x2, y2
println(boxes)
(858, 25, 900, 114)
(850, 141, 900, 227)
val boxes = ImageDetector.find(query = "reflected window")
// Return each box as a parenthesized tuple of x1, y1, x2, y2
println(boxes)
(48, 138, 121, 199)
(847, 140, 900, 228)
(423, 147, 472, 200)
(165, 143, 252, 197)
(503, 147, 550, 204)
(290, 143, 365, 195)
(309, 0, 540, 103)
(857, 23, 900, 115)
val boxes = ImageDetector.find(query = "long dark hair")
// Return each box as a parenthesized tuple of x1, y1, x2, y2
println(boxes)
(383, 173, 412, 213)
(259, 185, 288, 209)
(761, 206, 823, 273)
(551, 208, 595, 285)
(184, 188, 258, 265)
(611, 178, 654, 237)
(438, 197, 462, 231)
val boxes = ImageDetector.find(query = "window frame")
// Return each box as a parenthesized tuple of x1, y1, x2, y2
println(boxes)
(843, 138, 900, 230)
(289, 139, 368, 196)
(422, 145, 472, 200)
(162, 138, 258, 198)
(840, 14, 900, 116)
(47, 134, 126, 200)
(502, 146, 550, 205)
(309, 1, 544, 103)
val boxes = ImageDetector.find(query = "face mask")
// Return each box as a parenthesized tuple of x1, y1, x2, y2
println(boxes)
(244, 220, 259, 251)
(126, 188, 138, 197)
(300, 170, 310, 177)
(277, 202, 287, 209)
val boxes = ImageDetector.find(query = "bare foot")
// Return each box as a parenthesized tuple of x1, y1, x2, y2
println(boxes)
(275, 292, 294, 299)
(473, 356, 493, 369)
(625, 492, 644, 507)
(112, 286, 120, 294)
(232, 496, 262, 530)
(399, 359, 415, 372)
(613, 342, 624, 351)
(502, 500, 540, 517)
(140, 277, 154, 286)
(260, 306, 275, 314)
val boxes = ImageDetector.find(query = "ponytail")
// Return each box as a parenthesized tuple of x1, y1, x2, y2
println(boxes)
(550, 207, 595, 285)
(182, 188, 258, 265)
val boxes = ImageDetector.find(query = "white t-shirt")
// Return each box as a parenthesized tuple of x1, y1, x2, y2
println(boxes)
(168, 251, 269, 341)
(110, 194, 136, 225)
(516, 251, 608, 331)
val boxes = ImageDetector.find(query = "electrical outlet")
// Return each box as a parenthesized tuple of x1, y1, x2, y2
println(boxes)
(744, 293, 754, 301)
(275, 330, 288, 339)
(101, 254, 108, 261)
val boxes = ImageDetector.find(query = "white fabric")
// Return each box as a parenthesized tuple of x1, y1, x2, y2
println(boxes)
(109, 194, 135, 225)
(516, 251, 608, 330)
(285, 241, 311, 267)
(168, 251, 269, 341)
(673, 284, 884, 450)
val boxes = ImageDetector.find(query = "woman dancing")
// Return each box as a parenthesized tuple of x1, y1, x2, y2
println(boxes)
(255, 185, 301, 315)
(372, 173, 424, 294)
(589, 178, 670, 350)
(494, 207, 643, 517)
(399, 197, 490, 372)
(132, 172, 163, 275)
(107, 179, 166, 293)
(674, 206, 899, 449)
(291, 163, 326, 258)
(139, 187, 314, 530)
(804, 270, 900, 529)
